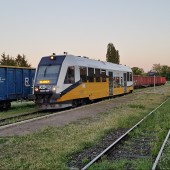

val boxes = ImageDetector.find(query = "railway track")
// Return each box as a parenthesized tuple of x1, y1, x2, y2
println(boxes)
(0, 111, 39, 125)
(0, 110, 59, 127)
(76, 98, 169, 170)
(152, 129, 170, 170)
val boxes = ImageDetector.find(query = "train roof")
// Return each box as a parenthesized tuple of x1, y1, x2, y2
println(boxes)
(40, 54, 132, 72)
(65, 55, 132, 72)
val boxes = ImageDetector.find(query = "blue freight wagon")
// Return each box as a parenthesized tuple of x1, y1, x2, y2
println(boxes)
(0, 65, 35, 109)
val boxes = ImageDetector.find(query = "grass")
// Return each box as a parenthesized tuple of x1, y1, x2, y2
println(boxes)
(157, 138, 170, 169)
(0, 101, 37, 119)
(89, 88, 170, 169)
(89, 159, 152, 170)
(0, 85, 170, 169)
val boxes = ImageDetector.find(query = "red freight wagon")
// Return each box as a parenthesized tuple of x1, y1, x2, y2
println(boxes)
(133, 75, 166, 88)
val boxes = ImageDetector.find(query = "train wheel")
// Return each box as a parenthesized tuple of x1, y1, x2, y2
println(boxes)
(72, 100, 79, 108)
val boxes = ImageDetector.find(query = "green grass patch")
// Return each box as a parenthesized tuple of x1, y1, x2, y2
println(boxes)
(89, 159, 152, 170)
(157, 139, 170, 169)
(128, 104, 145, 109)
(0, 101, 37, 119)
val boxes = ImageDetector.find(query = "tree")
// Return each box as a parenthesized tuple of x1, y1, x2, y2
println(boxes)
(151, 64, 170, 81)
(152, 64, 161, 75)
(106, 43, 120, 64)
(0, 53, 31, 67)
(161, 65, 169, 77)
(15, 54, 31, 67)
(132, 67, 144, 75)
(0, 53, 16, 66)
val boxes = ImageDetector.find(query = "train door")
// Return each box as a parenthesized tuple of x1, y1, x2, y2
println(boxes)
(123, 73, 127, 93)
(109, 72, 113, 96)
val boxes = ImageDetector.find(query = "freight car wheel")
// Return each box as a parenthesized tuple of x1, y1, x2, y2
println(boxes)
(6, 102, 11, 109)
(0, 101, 11, 110)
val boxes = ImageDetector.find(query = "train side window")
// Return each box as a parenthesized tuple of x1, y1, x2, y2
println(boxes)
(80, 67, 87, 82)
(101, 70, 106, 82)
(124, 73, 127, 81)
(129, 72, 132, 81)
(114, 77, 120, 87)
(95, 68, 100, 82)
(64, 66, 75, 84)
(88, 68, 94, 82)
(127, 72, 130, 81)
(113, 77, 116, 87)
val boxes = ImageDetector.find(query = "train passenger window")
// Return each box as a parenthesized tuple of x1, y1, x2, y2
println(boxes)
(64, 66, 75, 84)
(114, 77, 120, 87)
(127, 72, 130, 81)
(95, 68, 100, 82)
(80, 67, 87, 82)
(129, 72, 132, 81)
(88, 68, 94, 82)
(101, 70, 106, 82)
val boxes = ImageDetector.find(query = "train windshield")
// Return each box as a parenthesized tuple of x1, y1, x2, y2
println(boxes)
(36, 65, 61, 84)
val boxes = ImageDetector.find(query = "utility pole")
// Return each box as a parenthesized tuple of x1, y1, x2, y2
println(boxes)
(154, 75, 155, 93)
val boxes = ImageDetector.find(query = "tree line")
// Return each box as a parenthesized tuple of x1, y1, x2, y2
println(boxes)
(106, 43, 170, 81)
(131, 65, 170, 80)
(0, 53, 31, 67)
(1, 44, 170, 80)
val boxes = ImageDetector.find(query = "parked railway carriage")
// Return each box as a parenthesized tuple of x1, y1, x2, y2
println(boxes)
(32, 54, 134, 110)
(133, 75, 166, 88)
(0, 65, 35, 109)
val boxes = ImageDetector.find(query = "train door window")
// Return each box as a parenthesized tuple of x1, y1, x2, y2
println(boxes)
(129, 72, 132, 81)
(64, 66, 75, 84)
(88, 68, 94, 82)
(114, 77, 120, 87)
(113, 77, 116, 87)
(101, 70, 106, 82)
(127, 72, 130, 81)
(95, 68, 100, 82)
(80, 67, 87, 82)
(121, 77, 123, 86)
(124, 73, 127, 81)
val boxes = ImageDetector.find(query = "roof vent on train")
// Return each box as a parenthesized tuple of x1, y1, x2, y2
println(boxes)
(63, 52, 68, 55)
(83, 56, 89, 59)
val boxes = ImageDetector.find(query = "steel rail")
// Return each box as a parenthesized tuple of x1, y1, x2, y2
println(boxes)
(82, 98, 169, 170)
(0, 111, 40, 124)
(152, 129, 170, 170)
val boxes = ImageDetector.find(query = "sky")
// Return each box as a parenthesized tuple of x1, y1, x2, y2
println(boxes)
(0, 0, 170, 72)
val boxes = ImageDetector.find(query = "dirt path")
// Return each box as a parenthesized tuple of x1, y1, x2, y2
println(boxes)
(0, 95, 135, 137)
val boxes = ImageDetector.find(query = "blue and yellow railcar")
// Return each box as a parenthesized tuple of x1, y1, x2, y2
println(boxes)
(32, 54, 133, 110)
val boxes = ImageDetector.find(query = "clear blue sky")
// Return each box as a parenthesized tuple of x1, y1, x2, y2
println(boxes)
(0, 0, 170, 71)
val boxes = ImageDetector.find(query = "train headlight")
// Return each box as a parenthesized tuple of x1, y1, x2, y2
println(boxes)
(34, 87, 39, 92)
(52, 87, 56, 91)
